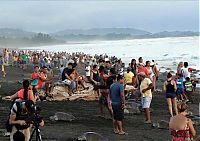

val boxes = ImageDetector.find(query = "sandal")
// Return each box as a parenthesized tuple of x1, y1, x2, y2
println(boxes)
(118, 131, 128, 135)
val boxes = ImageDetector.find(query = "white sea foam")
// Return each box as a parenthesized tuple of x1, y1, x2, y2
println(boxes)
(22, 36, 199, 70)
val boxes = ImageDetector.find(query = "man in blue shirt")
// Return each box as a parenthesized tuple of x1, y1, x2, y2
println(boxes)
(109, 75, 126, 135)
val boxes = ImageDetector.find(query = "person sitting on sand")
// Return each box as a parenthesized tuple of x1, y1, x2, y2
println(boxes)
(39, 66, 52, 96)
(9, 80, 35, 103)
(108, 75, 127, 135)
(163, 72, 178, 117)
(169, 102, 196, 141)
(138, 72, 154, 124)
(62, 63, 76, 96)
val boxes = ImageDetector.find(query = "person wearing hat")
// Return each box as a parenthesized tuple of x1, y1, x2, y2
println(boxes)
(138, 72, 154, 124)
(9, 100, 44, 141)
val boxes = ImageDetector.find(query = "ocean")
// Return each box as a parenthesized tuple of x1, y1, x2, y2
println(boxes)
(23, 36, 199, 71)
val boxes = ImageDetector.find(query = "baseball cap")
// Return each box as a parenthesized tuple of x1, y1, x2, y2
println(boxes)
(25, 100, 35, 113)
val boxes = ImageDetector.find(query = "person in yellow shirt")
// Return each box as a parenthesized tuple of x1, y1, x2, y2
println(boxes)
(124, 67, 134, 85)
(138, 72, 154, 124)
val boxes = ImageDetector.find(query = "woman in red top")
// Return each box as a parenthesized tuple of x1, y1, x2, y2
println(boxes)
(10, 80, 35, 103)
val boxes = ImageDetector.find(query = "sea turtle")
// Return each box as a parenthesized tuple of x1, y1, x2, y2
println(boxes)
(77, 132, 108, 141)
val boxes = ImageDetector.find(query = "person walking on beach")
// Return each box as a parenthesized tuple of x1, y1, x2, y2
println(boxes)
(108, 75, 126, 135)
(176, 73, 188, 101)
(163, 72, 178, 117)
(169, 102, 196, 141)
(138, 72, 154, 123)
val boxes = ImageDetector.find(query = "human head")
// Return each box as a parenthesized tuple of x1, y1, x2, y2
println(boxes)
(117, 75, 124, 84)
(131, 59, 136, 64)
(34, 66, 39, 73)
(68, 63, 73, 69)
(110, 68, 116, 75)
(23, 80, 30, 89)
(146, 61, 151, 67)
(93, 64, 98, 71)
(177, 102, 188, 113)
(13, 131, 25, 141)
(178, 62, 183, 68)
(127, 67, 131, 73)
(184, 62, 188, 68)
(138, 72, 146, 81)
(138, 57, 143, 63)
(25, 100, 35, 114)
(167, 72, 172, 79)
(185, 77, 190, 82)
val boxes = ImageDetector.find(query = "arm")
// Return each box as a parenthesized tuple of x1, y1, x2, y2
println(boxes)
(142, 83, 154, 93)
(9, 111, 26, 126)
(120, 85, 126, 109)
(188, 119, 196, 137)
(65, 73, 72, 81)
(173, 80, 177, 91)
(163, 81, 166, 91)
(29, 90, 36, 103)
(90, 71, 97, 84)
(10, 93, 18, 101)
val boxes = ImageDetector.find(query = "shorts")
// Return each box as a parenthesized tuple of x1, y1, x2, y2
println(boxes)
(141, 97, 152, 109)
(22, 61, 27, 64)
(176, 88, 184, 95)
(62, 79, 76, 90)
(166, 93, 176, 99)
(112, 104, 124, 121)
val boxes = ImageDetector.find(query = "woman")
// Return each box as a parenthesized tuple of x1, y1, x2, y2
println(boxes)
(169, 102, 196, 141)
(90, 65, 101, 95)
(163, 72, 178, 117)
(10, 80, 35, 103)
(177, 62, 184, 76)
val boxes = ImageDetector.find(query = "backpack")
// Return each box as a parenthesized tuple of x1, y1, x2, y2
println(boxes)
(5, 100, 22, 132)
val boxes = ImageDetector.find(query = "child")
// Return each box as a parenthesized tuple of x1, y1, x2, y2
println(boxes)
(176, 74, 188, 101)
(185, 77, 194, 103)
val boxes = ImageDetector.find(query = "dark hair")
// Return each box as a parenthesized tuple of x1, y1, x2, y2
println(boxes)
(184, 62, 188, 68)
(145, 61, 150, 67)
(117, 75, 123, 81)
(99, 66, 105, 73)
(185, 77, 190, 81)
(68, 63, 73, 66)
(138, 57, 143, 62)
(177, 102, 188, 113)
(110, 68, 116, 75)
(34, 65, 39, 69)
(167, 72, 172, 78)
(93, 65, 98, 69)
(13, 131, 25, 141)
(23, 80, 30, 100)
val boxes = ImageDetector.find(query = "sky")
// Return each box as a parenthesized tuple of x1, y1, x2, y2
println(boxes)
(0, 1, 198, 33)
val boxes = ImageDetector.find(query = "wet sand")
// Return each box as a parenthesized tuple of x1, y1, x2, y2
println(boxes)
(0, 66, 199, 141)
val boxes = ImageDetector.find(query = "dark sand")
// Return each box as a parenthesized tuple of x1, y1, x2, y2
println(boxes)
(0, 66, 199, 141)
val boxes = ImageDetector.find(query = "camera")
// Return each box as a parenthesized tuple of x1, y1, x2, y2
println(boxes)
(26, 106, 43, 125)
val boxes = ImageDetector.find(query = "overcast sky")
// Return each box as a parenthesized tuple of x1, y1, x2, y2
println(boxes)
(0, 1, 198, 33)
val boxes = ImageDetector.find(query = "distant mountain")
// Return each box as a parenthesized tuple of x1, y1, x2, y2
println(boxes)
(52, 28, 151, 36)
(151, 31, 199, 38)
(0, 28, 35, 38)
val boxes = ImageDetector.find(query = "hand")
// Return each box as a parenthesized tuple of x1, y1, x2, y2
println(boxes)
(18, 120, 26, 126)
(122, 103, 125, 109)
(142, 89, 147, 93)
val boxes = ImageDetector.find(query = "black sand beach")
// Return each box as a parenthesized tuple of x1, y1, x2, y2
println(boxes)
(0, 66, 199, 141)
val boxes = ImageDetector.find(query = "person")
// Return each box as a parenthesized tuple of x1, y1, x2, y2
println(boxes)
(0, 55, 6, 77)
(138, 72, 154, 123)
(21, 53, 27, 70)
(151, 60, 159, 91)
(185, 77, 194, 103)
(169, 102, 196, 141)
(9, 100, 44, 141)
(58, 64, 65, 79)
(62, 63, 76, 95)
(163, 72, 178, 117)
(90, 65, 101, 95)
(177, 62, 184, 76)
(124, 67, 134, 86)
(176, 73, 188, 101)
(10, 80, 35, 103)
(108, 75, 126, 135)
(85, 61, 91, 81)
(98, 66, 112, 119)
(13, 131, 25, 141)
(182, 62, 190, 82)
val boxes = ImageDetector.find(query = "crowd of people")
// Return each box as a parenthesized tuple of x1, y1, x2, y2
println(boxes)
(1, 48, 199, 140)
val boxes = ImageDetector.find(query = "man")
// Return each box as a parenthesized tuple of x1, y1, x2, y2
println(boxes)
(62, 63, 76, 95)
(138, 72, 154, 124)
(9, 100, 44, 141)
(109, 75, 126, 135)
(181, 62, 190, 82)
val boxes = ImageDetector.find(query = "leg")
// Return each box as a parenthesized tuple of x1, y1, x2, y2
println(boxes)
(167, 98, 173, 117)
(172, 98, 178, 115)
(117, 120, 125, 134)
(144, 108, 151, 121)
(23, 128, 30, 141)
